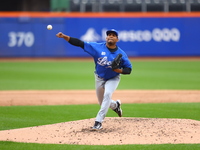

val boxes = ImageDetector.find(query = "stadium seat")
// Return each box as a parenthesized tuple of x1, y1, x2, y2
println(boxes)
(81, 0, 99, 12)
(70, 0, 99, 12)
(82, 0, 93, 12)
(70, 0, 81, 12)
(145, 0, 165, 12)
(168, 0, 187, 12)
(190, 0, 200, 11)
(100, 0, 123, 12)
(123, 0, 143, 12)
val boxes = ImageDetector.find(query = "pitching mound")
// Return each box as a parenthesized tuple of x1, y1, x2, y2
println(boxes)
(0, 117, 199, 145)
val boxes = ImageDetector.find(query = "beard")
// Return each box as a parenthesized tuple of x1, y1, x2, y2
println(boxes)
(107, 41, 115, 46)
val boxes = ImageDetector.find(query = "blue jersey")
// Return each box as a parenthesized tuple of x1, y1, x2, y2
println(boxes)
(83, 42, 132, 80)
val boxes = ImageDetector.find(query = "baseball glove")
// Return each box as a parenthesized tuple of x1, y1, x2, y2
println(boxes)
(111, 53, 122, 70)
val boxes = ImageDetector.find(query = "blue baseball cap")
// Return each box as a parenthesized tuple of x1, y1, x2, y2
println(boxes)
(106, 29, 118, 37)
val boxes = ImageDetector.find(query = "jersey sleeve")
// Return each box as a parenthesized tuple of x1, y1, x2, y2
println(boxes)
(83, 42, 98, 57)
(121, 53, 132, 69)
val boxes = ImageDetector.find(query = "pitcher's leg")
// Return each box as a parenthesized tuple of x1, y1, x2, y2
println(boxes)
(95, 75, 120, 123)
(95, 74, 105, 105)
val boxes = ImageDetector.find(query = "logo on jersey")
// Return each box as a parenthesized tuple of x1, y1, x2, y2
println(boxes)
(97, 56, 112, 67)
(101, 52, 106, 55)
(80, 28, 101, 42)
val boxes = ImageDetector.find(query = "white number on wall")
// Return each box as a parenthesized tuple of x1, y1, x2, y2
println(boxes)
(8, 32, 34, 47)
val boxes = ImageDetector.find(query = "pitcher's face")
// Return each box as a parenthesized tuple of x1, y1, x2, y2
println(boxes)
(106, 33, 118, 45)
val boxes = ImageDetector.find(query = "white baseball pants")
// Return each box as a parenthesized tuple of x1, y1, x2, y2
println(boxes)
(94, 73, 120, 123)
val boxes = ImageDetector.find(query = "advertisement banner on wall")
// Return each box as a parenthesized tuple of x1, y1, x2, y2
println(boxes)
(65, 17, 199, 57)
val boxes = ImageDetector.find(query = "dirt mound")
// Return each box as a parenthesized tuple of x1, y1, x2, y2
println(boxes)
(0, 117, 199, 145)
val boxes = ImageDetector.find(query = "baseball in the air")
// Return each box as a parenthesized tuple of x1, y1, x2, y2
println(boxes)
(47, 25, 53, 30)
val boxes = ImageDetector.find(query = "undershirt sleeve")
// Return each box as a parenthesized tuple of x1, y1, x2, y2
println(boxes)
(122, 67, 132, 74)
(68, 37, 84, 49)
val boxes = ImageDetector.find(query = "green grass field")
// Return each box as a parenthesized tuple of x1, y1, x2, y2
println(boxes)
(0, 61, 200, 90)
(0, 60, 200, 150)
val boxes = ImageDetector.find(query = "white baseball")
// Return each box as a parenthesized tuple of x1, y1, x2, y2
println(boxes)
(47, 25, 53, 30)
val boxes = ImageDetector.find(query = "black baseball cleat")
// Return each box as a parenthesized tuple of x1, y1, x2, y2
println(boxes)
(91, 121, 102, 130)
(113, 100, 122, 117)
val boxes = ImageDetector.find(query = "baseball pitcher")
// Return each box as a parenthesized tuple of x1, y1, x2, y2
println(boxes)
(56, 29, 132, 130)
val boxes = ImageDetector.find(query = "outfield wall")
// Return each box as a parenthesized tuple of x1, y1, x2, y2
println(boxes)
(0, 12, 200, 57)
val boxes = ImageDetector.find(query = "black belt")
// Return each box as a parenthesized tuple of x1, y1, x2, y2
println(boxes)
(96, 74, 105, 80)
(95, 71, 106, 80)
(97, 75, 105, 80)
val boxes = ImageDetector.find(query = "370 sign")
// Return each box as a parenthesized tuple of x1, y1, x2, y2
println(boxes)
(8, 32, 34, 47)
